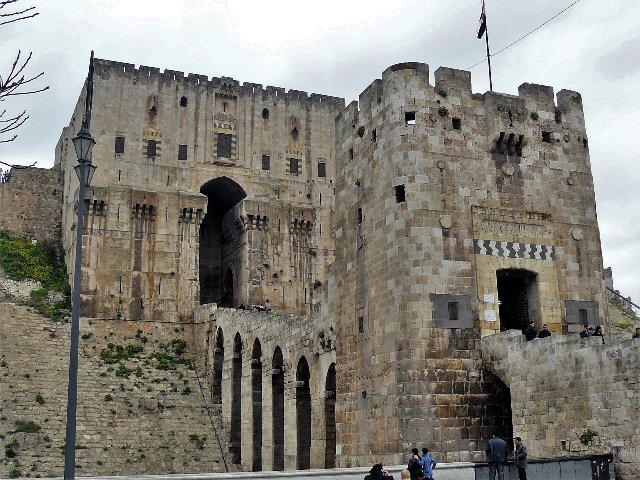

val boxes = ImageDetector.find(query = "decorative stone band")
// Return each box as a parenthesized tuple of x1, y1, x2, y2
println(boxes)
(473, 239, 555, 260)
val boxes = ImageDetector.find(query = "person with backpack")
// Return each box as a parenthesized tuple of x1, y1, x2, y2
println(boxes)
(407, 447, 423, 480)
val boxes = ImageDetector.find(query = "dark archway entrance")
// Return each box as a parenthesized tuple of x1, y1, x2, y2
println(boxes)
(212, 328, 224, 406)
(271, 347, 285, 471)
(230, 333, 243, 464)
(497, 269, 539, 332)
(296, 356, 311, 470)
(199, 177, 247, 306)
(481, 370, 514, 457)
(324, 363, 336, 469)
(251, 339, 263, 471)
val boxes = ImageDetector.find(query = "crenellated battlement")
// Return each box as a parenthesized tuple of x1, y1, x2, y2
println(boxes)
(344, 61, 581, 116)
(93, 58, 344, 107)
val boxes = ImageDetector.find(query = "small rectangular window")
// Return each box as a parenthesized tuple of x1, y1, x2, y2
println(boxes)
(358, 316, 364, 334)
(371, 128, 377, 142)
(115, 136, 125, 154)
(317, 161, 326, 178)
(579, 309, 588, 324)
(217, 133, 232, 158)
(395, 185, 406, 203)
(147, 140, 157, 157)
(542, 131, 552, 143)
(405, 112, 416, 125)
(288, 158, 300, 175)
(357, 207, 363, 225)
(262, 154, 271, 171)
(452, 118, 461, 130)
(349, 148, 354, 160)
(448, 302, 459, 321)
(178, 144, 188, 161)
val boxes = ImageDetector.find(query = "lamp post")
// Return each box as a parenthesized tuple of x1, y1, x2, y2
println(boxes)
(63, 119, 96, 479)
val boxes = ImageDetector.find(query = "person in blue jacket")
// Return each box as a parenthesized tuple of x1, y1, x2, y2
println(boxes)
(419, 448, 437, 480)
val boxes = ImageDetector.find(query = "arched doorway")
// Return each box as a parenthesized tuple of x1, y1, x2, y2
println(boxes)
(296, 356, 311, 470)
(271, 347, 285, 471)
(199, 177, 247, 306)
(497, 269, 540, 332)
(212, 328, 224, 406)
(324, 363, 336, 469)
(251, 339, 263, 471)
(231, 333, 243, 464)
(481, 370, 514, 456)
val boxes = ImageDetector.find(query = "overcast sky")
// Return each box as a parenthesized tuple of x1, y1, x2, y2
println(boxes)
(1, 0, 638, 305)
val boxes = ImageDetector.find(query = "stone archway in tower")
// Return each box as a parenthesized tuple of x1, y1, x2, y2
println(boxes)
(199, 177, 247, 307)
(481, 369, 514, 456)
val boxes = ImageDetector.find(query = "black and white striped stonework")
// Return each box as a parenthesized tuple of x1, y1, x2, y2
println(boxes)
(473, 239, 555, 261)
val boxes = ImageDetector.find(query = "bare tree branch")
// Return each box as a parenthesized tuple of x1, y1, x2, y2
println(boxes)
(0, 1, 48, 146)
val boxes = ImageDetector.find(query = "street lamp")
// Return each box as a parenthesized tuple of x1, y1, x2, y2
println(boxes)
(64, 118, 96, 479)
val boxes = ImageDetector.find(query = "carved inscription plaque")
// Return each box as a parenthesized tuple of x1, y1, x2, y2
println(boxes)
(472, 206, 553, 240)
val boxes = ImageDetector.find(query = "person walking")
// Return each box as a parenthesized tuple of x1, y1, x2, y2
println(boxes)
(486, 432, 507, 480)
(419, 448, 437, 480)
(514, 437, 528, 480)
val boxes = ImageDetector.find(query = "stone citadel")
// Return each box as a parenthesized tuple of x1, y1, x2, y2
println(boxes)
(1, 58, 638, 478)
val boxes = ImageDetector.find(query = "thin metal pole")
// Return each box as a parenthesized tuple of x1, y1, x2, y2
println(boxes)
(483, 1, 494, 91)
(64, 163, 87, 479)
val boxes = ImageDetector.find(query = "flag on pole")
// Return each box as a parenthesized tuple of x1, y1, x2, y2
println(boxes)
(477, 1, 487, 39)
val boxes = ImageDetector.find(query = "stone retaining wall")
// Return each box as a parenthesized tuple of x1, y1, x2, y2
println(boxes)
(482, 330, 640, 478)
(0, 303, 229, 478)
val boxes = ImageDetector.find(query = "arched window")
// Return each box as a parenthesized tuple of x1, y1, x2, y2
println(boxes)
(211, 328, 224, 405)
(180, 96, 188, 107)
(251, 339, 263, 471)
(231, 333, 243, 464)
(272, 347, 284, 470)
(262, 108, 270, 120)
(324, 363, 336, 468)
(296, 356, 311, 470)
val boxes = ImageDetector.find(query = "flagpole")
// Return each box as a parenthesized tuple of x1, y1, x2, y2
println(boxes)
(482, 0, 494, 91)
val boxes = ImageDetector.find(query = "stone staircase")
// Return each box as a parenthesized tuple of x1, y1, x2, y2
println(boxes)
(0, 302, 231, 478)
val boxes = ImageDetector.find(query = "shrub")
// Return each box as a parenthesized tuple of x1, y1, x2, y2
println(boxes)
(579, 428, 598, 445)
(13, 420, 41, 433)
(436, 88, 447, 98)
(35, 394, 45, 405)
(529, 111, 539, 121)
(438, 106, 449, 117)
(356, 126, 365, 138)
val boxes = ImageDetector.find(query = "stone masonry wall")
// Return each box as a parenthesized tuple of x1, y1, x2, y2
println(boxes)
(482, 331, 640, 479)
(0, 167, 63, 242)
(0, 302, 230, 478)
(55, 59, 344, 323)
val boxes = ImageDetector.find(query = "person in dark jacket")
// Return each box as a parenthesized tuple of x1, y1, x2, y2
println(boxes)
(364, 463, 394, 480)
(537, 323, 551, 338)
(407, 448, 423, 480)
(486, 432, 507, 480)
(524, 321, 537, 341)
(633, 327, 640, 339)
(514, 436, 528, 480)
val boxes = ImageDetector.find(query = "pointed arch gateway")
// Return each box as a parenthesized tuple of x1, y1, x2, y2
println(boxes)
(199, 177, 247, 307)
